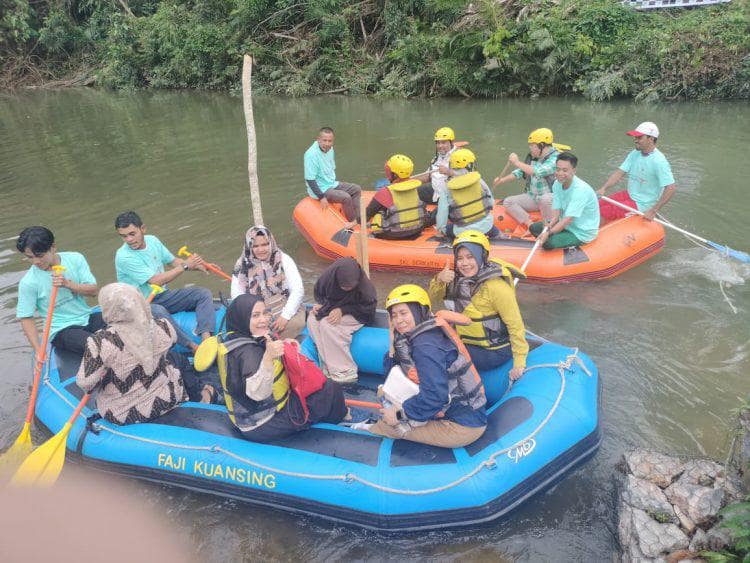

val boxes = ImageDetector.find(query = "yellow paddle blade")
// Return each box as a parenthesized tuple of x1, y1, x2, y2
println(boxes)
(177, 245, 190, 258)
(194, 336, 218, 372)
(11, 422, 73, 487)
(0, 423, 33, 475)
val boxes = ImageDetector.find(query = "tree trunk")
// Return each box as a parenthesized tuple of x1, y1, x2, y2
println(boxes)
(242, 55, 264, 226)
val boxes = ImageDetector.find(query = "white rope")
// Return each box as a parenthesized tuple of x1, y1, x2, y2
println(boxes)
(59, 351, 591, 496)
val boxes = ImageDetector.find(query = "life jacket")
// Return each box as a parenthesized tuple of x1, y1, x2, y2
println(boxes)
(376, 179, 426, 237)
(447, 171, 493, 226)
(445, 259, 525, 350)
(392, 316, 486, 413)
(523, 148, 558, 193)
(216, 333, 290, 432)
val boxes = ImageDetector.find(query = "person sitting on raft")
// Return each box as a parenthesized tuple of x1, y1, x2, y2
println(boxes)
(76, 283, 216, 425)
(363, 284, 487, 448)
(16, 226, 103, 358)
(304, 126, 362, 231)
(216, 294, 347, 443)
(429, 230, 528, 382)
(493, 128, 571, 237)
(114, 211, 216, 352)
(436, 148, 499, 240)
(307, 257, 376, 385)
(529, 152, 600, 250)
(231, 226, 304, 338)
(412, 126, 458, 204)
(597, 121, 677, 223)
(365, 154, 431, 240)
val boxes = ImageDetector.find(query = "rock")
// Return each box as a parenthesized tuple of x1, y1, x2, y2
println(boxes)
(715, 468, 746, 504)
(680, 459, 723, 487)
(624, 450, 685, 488)
(622, 475, 677, 524)
(688, 528, 708, 552)
(703, 524, 733, 552)
(631, 507, 689, 558)
(665, 549, 699, 563)
(665, 481, 725, 527)
(672, 503, 695, 534)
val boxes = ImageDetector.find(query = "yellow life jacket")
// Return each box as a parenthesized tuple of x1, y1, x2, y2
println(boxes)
(446, 259, 524, 349)
(372, 179, 426, 236)
(447, 171, 493, 226)
(216, 334, 290, 432)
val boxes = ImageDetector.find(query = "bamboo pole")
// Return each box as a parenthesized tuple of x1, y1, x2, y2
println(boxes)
(242, 55, 264, 226)
(357, 198, 370, 277)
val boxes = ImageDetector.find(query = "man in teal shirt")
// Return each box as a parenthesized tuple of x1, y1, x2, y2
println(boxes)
(304, 127, 362, 230)
(529, 153, 600, 249)
(114, 211, 215, 351)
(16, 226, 103, 358)
(598, 121, 677, 222)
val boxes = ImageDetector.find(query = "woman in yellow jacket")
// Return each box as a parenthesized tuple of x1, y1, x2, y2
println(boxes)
(429, 230, 528, 382)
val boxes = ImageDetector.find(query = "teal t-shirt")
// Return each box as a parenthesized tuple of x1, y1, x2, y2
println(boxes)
(619, 148, 675, 211)
(115, 234, 175, 298)
(303, 141, 338, 197)
(16, 251, 96, 339)
(552, 176, 600, 243)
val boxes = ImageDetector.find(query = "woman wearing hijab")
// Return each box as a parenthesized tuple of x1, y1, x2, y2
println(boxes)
(361, 284, 487, 448)
(220, 294, 347, 442)
(307, 258, 377, 384)
(429, 230, 528, 381)
(231, 226, 304, 338)
(76, 283, 214, 425)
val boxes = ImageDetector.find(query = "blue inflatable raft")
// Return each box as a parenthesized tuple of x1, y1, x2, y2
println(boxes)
(33, 308, 601, 531)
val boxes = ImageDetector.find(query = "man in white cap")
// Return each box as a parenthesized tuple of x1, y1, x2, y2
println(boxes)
(597, 121, 677, 222)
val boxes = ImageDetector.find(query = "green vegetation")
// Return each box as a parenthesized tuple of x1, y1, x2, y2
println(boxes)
(702, 498, 750, 563)
(2, 0, 749, 100)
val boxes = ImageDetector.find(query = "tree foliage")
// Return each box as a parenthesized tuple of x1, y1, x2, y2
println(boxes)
(1, 0, 749, 100)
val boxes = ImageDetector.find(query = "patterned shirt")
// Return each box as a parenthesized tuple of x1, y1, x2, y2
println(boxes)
(512, 148, 559, 200)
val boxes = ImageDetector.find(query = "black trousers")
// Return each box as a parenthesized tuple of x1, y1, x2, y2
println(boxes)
(241, 380, 347, 443)
(51, 312, 106, 356)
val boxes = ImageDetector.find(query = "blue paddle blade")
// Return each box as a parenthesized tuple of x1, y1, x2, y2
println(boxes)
(706, 240, 750, 263)
(374, 178, 390, 189)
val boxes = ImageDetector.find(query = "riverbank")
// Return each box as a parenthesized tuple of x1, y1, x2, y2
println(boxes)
(2, 0, 748, 100)
(617, 402, 750, 561)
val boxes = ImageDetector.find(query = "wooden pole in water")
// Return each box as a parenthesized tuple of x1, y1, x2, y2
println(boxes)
(358, 198, 370, 277)
(242, 55, 264, 226)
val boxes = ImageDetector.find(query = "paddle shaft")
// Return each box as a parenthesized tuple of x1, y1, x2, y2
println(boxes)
(178, 248, 232, 281)
(23, 282, 62, 426)
(514, 227, 548, 287)
(345, 399, 381, 411)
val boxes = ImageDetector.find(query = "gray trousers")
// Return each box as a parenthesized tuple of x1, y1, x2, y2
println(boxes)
(323, 182, 362, 221)
(503, 192, 553, 225)
(151, 287, 215, 348)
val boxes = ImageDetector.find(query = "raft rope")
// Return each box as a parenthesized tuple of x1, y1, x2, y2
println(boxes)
(43, 350, 592, 496)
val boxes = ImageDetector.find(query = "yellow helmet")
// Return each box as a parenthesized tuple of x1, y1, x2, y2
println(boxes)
(449, 148, 476, 170)
(434, 127, 456, 141)
(528, 128, 572, 151)
(385, 154, 414, 179)
(452, 229, 491, 253)
(385, 284, 431, 310)
(528, 128, 554, 144)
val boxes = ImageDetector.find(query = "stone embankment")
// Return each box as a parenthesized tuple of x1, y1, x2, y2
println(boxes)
(617, 408, 750, 562)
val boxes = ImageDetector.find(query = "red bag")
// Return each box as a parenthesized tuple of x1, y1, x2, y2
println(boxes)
(282, 342, 327, 425)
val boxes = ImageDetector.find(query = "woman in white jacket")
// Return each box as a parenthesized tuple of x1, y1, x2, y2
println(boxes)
(231, 226, 304, 338)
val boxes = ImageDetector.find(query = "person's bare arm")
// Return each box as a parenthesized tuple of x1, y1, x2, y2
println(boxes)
(19, 317, 41, 357)
(597, 169, 626, 195)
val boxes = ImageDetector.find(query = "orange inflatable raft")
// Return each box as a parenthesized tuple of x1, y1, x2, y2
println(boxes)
(293, 192, 665, 283)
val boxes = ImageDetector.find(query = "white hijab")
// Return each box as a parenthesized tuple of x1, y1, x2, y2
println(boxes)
(98, 283, 163, 375)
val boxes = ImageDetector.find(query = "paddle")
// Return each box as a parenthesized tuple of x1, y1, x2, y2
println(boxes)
(177, 246, 233, 281)
(345, 399, 381, 410)
(514, 227, 548, 287)
(10, 284, 165, 486)
(600, 196, 750, 263)
(0, 265, 66, 474)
